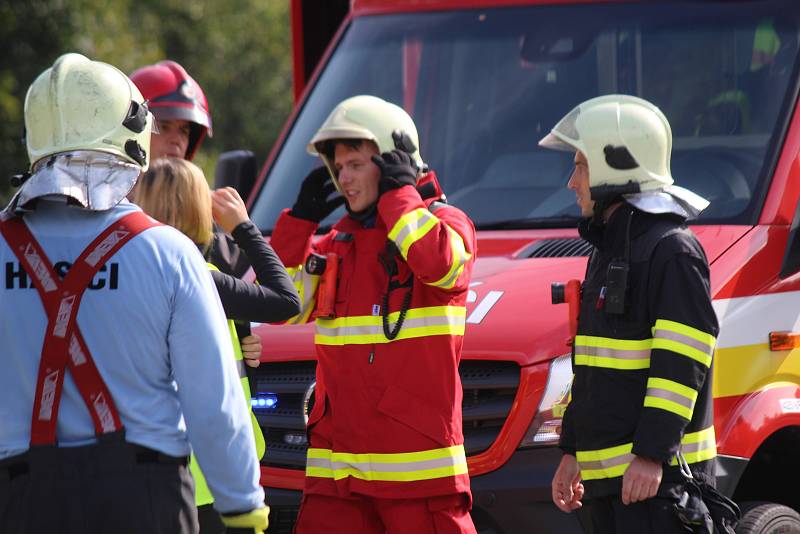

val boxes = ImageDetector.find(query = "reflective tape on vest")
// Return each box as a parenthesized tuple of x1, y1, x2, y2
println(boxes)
(315, 306, 466, 345)
(305, 445, 468, 482)
(573, 336, 652, 370)
(652, 319, 715, 368)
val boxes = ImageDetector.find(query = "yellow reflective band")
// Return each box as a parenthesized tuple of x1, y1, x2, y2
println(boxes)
(305, 445, 468, 482)
(306, 465, 335, 479)
(580, 462, 630, 481)
(285, 264, 319, 324)
(576, 442, 634, 481)
(315, 306, 466, 345)
(653, 320, 716, 348)
(429, 226, 471, 289)
(644, 397, 692, 420)
(644, 377, 698, 421)
(670, 426, 717, 466)
(574, 335, 651, 370)
(652, 319, 715, 367)
(651, 339, 712, 367)
(388, 208, 439, 260)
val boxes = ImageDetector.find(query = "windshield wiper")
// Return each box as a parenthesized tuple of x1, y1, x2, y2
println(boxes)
(476, 216, 582, 230)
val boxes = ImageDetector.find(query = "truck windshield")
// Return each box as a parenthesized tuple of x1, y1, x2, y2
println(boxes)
(250, 1, 799, 232)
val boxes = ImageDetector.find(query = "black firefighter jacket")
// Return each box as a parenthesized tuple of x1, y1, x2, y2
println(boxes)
(560, 204, 719, 498)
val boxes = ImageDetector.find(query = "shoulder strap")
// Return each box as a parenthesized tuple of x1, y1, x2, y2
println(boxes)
(0, 211, 160, 445)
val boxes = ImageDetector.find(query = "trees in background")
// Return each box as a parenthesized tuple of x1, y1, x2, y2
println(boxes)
(0, 0, 292, 204)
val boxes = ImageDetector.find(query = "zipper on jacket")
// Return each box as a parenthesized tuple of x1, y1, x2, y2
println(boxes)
(368, 344, 375, 364)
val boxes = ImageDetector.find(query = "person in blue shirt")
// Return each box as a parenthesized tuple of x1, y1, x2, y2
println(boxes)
(0, 53, 268, 534)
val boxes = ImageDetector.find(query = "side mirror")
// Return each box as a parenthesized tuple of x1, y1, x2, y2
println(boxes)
(214, 150, 258, 199)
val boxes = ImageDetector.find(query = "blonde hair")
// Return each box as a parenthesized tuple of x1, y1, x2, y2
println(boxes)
(131, 157, 213, 247)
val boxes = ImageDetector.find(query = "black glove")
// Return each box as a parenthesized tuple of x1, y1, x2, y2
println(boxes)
(290, 167, 345, 222)
(371, 149, 419, 195)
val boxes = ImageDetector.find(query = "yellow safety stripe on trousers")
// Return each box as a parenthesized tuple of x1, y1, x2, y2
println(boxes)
(428, 226, 471, 290)
(643, 377, 698, 421)
(652, 319, 715, 368)
(577, 426, 717, 481)
(315, 305, 466, 345)
(576, 442, 635, 481)
(388, 208, 438, 260)
(573, 335, 652, 370)
(284, 264, 319, 324)
(305, 445, 468, 482)
(669, 426, 717, 466)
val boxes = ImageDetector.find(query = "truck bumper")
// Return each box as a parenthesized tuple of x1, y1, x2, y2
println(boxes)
(263, 446, 587, 533)
(470, 446, 587, 534)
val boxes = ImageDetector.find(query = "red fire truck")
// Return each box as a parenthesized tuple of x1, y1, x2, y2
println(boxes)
(231, 1, 800, 532)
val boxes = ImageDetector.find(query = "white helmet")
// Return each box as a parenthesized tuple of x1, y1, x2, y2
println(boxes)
(11, 53, 155, 212)
(307, 95, 423, 190)
(540, 94, 708, 218)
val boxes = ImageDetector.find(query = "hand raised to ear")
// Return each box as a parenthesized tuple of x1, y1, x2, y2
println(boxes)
(371, 149, 418, 196)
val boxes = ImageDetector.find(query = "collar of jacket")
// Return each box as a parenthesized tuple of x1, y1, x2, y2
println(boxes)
(579, 203, 683, 254)
(334, 209, 386, 234)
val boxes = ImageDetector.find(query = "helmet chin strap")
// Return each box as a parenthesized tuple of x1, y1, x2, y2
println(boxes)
(589, 180, 640, 224)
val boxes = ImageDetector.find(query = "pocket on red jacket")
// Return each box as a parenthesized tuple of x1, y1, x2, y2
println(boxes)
(306, 386, 327, 428)
(377, 384, 452, 447)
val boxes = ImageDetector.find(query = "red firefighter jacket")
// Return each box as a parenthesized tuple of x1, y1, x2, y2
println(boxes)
(271, 177, 477, 500)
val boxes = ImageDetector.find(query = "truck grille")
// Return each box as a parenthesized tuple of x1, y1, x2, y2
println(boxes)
(250, 360, 520, 469)
(522, 238, 593, 258)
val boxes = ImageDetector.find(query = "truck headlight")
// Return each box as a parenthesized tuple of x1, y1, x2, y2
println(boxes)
(519, 353, 572, 448)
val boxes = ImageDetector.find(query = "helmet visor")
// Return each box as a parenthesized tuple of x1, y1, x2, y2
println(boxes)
(538, 107, 582, 152)
(150, 104, 212, 136)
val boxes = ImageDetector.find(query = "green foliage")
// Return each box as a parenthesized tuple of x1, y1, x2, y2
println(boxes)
(0, 0, 292, 204)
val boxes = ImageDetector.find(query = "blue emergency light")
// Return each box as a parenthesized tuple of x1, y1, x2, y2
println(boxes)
(251, 393, 278, 410)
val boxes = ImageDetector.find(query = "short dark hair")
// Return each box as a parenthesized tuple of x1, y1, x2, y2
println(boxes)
(318, 138, 369, 161)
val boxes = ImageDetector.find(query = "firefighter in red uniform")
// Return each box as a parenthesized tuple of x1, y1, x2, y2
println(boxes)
(271, 95, 478, 533)
(542, 95, 723, 533)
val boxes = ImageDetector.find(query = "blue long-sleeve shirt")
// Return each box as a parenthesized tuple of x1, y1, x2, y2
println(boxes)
(0, 200, 264, 513)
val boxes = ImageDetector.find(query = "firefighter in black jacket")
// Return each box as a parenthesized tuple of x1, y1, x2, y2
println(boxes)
(541, 95, 719, 533)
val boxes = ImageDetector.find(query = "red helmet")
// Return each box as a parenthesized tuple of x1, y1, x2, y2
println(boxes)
(129, 60, 212, 160)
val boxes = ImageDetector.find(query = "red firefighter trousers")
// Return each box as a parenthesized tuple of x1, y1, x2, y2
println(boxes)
(294, 491, 476, 534)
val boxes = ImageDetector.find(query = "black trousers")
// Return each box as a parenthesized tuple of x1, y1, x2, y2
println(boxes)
(0, 433, 197, 534)
(198, 503, 226, 534)
(588, 495, 690, 534)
